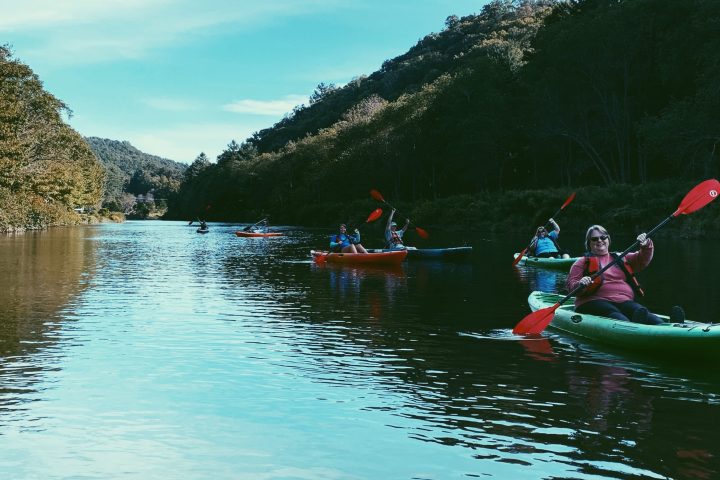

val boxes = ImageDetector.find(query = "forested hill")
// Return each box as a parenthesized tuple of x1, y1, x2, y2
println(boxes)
(248, 1, 551, 155)
(1, 46, 105, 232)
(85, 137, 186, 209)
(168, 0, 720, 234)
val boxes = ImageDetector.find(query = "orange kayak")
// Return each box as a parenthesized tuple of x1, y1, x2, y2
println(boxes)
(235, 231, 284, 237)
(311, 249, 407, 265)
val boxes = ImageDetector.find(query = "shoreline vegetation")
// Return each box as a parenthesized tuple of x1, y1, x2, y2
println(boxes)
(5, 180, 719, 240)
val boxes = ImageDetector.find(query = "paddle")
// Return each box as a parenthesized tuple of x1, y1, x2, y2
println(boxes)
(369, 189, 429, 239)
(316, 208, 383, 263)
(513, 179, 720, 335)
(512, 192, 576, 267)
(243, 217, 268, 232)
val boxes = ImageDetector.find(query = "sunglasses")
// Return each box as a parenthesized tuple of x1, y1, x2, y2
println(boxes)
(590, 235, 609, 242)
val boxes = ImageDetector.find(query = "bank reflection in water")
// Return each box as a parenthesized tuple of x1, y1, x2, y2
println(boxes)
(0, 228, 96, 415)
(312, 262, 407, 321)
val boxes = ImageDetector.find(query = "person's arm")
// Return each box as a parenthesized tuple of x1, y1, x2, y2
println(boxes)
(400, 218, 410, 234)
(352, 229, 361, 244)
(626, 233, 653, 271)
(329, 235, 340, 249)
(386, 209, 396, 231)
(567, 258, 588, 292)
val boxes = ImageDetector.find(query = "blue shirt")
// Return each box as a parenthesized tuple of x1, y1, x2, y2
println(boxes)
(534, 231, 559, 255)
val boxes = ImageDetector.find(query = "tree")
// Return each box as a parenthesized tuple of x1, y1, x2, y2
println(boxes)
(309, 82, 337, 105)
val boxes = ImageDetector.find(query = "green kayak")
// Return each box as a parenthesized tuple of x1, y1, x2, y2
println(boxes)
(514, 253, 579, 269)
(528, 291, 720, 357)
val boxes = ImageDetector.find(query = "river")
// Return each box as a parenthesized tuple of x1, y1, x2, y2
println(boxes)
(1, 221, 718, 479)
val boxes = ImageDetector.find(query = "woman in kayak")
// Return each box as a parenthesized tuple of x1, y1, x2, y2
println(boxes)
(330, 224, 368, 254)
(567, 225, 684, 324)
(529, 219, 569, 258)
(385, 209, 410, 250)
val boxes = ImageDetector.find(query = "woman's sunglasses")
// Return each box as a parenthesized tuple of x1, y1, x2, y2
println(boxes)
(590, 235, 609, 242)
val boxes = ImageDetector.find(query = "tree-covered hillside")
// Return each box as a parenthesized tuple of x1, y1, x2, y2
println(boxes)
(167, 0, 720, 232)
(85, 137, 186, 213)
(1, 45, 105, 232)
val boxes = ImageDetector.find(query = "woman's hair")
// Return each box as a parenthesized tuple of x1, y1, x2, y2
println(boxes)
(339, 223, 347, 229)
(585, 224, 610, 251)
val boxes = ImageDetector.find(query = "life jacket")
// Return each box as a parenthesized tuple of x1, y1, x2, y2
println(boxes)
(388, 230, 403, 247)
(581, 253, 645, 297)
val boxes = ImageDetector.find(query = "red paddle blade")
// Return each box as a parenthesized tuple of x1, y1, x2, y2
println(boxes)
(370, 189, 385, 202)
(513, 303, 560, 335)
(415, 226, 429, 239)
(512, 248, 528, 267)
(366, 208, 383, 223)
(673, 179, 720, 216)
(561, 192, 576, 210)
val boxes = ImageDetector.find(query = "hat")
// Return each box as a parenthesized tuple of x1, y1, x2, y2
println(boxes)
(390, 222, 397, 227)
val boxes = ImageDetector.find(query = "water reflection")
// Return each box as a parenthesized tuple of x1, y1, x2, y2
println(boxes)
(1, 224, 719, 479)
(513, 264, 568, 294)
(0, 228, 96, 420)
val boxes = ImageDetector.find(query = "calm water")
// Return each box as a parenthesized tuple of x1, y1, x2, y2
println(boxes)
(1, 221, 719, 479)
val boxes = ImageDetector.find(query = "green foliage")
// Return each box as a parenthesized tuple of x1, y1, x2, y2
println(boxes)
(1, 45, 105, 232)
(85, 136, 186, 207)
(167, 0, 720, 239)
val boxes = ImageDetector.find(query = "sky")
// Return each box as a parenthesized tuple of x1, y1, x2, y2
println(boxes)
(1, 0, 487, 164)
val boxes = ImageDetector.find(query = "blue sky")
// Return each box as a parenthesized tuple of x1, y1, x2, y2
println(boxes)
(2, 0, 487, 164)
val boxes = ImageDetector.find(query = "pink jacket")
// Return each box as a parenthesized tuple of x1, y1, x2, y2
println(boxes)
(566, 240, 653, 307)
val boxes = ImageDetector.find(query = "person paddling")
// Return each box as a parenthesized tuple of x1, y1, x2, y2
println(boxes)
(385, 208, 410, 250)
(243, 218, 268, 233)
(529, 219, 569, 259)
(567, 225, 684, 325)
(330, 224, 368, 254)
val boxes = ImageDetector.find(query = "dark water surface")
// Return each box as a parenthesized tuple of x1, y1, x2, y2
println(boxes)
(1, 221, 719, 479)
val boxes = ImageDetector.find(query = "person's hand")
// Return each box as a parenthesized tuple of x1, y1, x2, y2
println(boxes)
(637, 233, 649, 247)
(579, 276, 593, 286)
(354, 228, 359, 234)
(405, 218, 410, 224)
(391, 208, 396, 214)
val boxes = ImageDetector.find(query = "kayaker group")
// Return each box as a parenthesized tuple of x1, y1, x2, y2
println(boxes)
(330, 208, 410, 254)
(519, 218, 685, 325)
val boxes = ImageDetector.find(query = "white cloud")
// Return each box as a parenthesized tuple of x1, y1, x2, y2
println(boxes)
(222, 95, 307, 116)
(1, 0, 349, 64)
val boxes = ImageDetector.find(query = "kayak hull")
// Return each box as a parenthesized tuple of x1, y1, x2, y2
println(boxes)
(196, 228, 209, 234)
(235, 231, 284, 237)
(369, 246, 472, 260)
(311, 250, 407, 265)
(528, 291, 720, 357)
(514, 253, 578, 269)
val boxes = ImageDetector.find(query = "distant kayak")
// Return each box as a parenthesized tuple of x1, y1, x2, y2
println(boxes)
(235, 231, 283, 237)
(513, 253, 578, 269)
(369, 246, 472, 260)
(311, 249, 407, 265)
(528, 291, 720, 357)
(196, 228, 209, 234)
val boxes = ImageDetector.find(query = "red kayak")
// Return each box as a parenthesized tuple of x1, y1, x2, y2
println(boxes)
(311, 249, 407, 265)
(235, 231, 284, 237)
